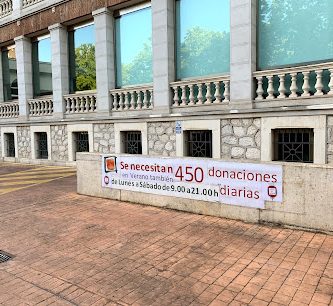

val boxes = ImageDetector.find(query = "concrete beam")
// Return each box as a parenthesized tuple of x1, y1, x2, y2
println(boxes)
(14, 35, 33, 119)
(93, 8, 115, 117)
(230, 0, 256, 108)
(152, 0, 175, 115)
(49, 23, 69, 119)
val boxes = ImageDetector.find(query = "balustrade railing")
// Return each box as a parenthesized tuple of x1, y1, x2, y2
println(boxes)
(254, 63, 333, 102)
(22, 0, 43, 8)
(170, 76, 230, 107)
(28, 97, 53, 116)
(64, 92, 97, 114)
(110, 85, 153, 111)
(0, 0, 12, 17)
(0, 101, 19, 118)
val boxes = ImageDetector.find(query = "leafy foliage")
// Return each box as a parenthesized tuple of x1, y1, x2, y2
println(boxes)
(259, 0, 333, 68)
(121, 39, 152, 87)
(179, 27, 230, 79)
(75, 44, 96, 91)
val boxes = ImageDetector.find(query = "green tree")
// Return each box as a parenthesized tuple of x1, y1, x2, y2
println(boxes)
(179, 27, 230, 79)
(259, 0, 333, 68)
(75, 44, 96, 91)
(121, 39, 152, 87)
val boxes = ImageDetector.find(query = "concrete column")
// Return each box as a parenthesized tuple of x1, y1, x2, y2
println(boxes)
(0, 53, 4, 103)
(152, 0, 175, 115)
(230, 0, 256, 108)
(93, 8, 115, 117)
(12, 0, 22, 19)
(14, 35, 33, 120)
(49, 23, 69, 118)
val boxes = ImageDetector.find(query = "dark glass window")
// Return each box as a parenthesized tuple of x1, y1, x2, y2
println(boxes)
(1, 46, 18, 101)
(274, 129, 314, 163)
(74, 132, 89, 154)
(5, 133, 15, 157)
(32, 36, 52, 97)
(185, 130, 212, 158)
(122, 131, 142, 154)
(36, 132, 48, 159)
(68, 22, 96, 93)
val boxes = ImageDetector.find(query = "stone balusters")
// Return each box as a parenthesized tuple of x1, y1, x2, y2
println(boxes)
(0, 0, 12, 17)
(28, 97, 53, 116)
(171, 76, 230, 107)
(254, 63, 333, 101)
(0, 102, 19, 118)
(22, 0, 43, 8)
(64, 92, 97, 114)
(110, 86, 153, 111)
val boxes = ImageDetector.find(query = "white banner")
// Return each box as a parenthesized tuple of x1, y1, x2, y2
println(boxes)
(101, 155, 283, 209)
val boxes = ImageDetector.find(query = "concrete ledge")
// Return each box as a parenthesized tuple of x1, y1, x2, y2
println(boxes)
(77, 153, 333, 233)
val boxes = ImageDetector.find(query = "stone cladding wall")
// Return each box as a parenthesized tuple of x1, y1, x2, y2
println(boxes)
(148, 122, 176, 156)
(17, 126, 31, 159)
(93, 124, 115, 154)
(221, 118, 261, 161)
(51, 125, 68, 161)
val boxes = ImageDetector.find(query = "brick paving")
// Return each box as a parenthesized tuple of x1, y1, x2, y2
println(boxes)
(0, 165, 76, 196)
(0, 164, 332, 306)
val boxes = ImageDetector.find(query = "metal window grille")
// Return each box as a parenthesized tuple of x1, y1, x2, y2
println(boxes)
(36, 132, 48, 159)
(74, 132, 89, 153)
(185, 130, 212, 158)
(123, 131, 142, 154)
(0, 251, 13, 263)
(5, 133, 15, 157)
(274, 128, 314, 163)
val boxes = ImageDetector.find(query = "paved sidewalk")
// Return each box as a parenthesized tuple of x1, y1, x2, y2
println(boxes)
(0, 164, 332, 306)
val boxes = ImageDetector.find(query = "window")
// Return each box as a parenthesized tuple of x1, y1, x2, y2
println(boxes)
(1, 45, 18, 101)
(32, 35, 52, 97)
(115, 4, 152, 87)
(73, 132, 89, 154)
(175, 0, 230, 80)
(273, 129, 314, 163)
(184, 130, 212, 158)
(68, 22, 96, 93)
(4, 133, 15, 157)
(258, 0, 333, 69)
(122, 131, 142, 154)
(35, 132, 48, 159)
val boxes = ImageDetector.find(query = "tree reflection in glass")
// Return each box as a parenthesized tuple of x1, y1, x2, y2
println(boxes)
(115, 6, 152, 88)
(176, 0, 230, 80)
(258, 0, 333, 69)
(69, 23, 96, 92)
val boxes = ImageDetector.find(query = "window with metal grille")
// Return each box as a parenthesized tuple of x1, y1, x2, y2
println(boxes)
(74, 132, 89, 154)
(274, 128, 314, 163)
(36, 132, 48, 159)
(185, 130, 212, 158)
(122, 131, 142, 154)
(5, 133, 15, 157)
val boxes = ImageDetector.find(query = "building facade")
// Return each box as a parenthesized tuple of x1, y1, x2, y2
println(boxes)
(0, 0, 332, 167)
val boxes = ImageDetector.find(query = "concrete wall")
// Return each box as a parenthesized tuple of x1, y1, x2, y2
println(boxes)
(77, 152, 333, 233)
